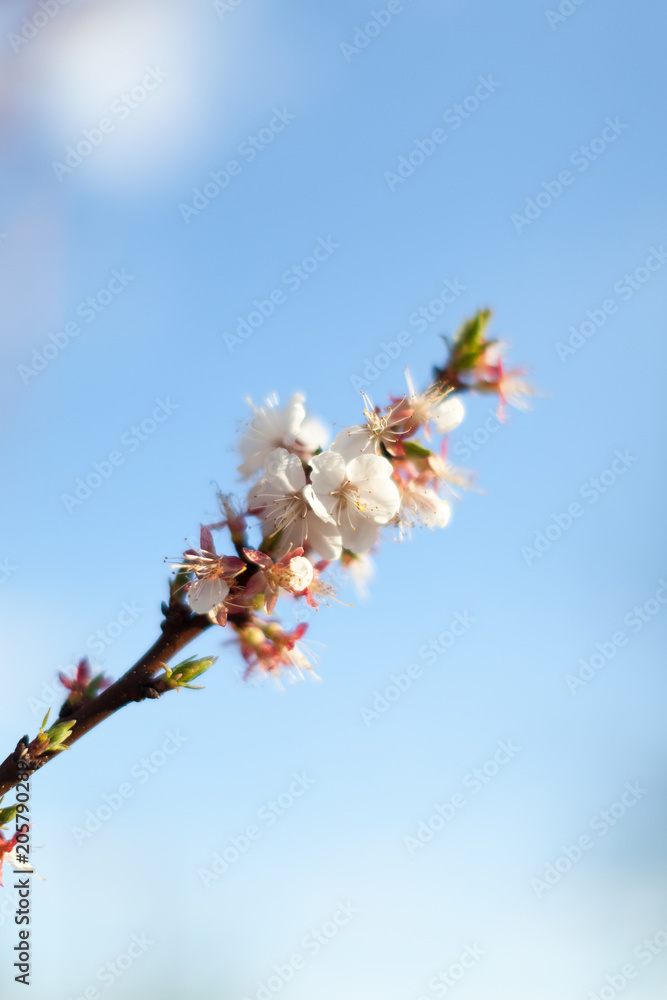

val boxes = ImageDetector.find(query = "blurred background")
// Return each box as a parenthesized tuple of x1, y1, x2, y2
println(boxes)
(1, 0, 666, 997)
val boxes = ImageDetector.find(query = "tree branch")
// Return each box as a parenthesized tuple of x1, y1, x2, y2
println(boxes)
(0, 607, 214, 798)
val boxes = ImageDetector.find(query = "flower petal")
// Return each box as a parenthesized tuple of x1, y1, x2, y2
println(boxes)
(304, 513, 343, 561)
(242, 548, 274, 569)
(237, 395, 308, 478)
(339, 511, 380, 554)
(243, 573, 267, 598)
(282, 393, 308, 439)
(188, 577, 229, 614)
(430, 395, 465, 434)
(309, 450, 346, 511)
(346, 453, 394, 482)
(200, 525, 215, 553)
(302, 484, 336, 523)
(330, 426, 374, 461)
(356, 475, 401, 522)
(295, 413, 329, 453)
(220, 555, 246, 576)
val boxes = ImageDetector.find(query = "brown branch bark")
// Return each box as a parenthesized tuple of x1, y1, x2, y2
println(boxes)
(0, 536, 258, 800)
(0, 606, 214, 798)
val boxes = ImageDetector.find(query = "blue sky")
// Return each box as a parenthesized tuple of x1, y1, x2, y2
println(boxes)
(1, 0, 666, 997)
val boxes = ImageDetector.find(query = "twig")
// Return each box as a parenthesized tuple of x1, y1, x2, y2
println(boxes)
(0, 607, 213, 797)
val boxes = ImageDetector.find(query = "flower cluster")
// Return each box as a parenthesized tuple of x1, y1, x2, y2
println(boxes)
(432, 309, 535, 421)
(172, 313, 532, 682)
(171, 526, 246, 626)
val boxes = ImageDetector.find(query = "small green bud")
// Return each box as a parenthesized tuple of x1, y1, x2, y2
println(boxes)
(450, 310, 494, 371)
(162, 656, 217, 690)
(43, 719, 76, 754)
(403, 440, 433, 459)
(0, 805, 18, 826)
(243, 626, 267, 648)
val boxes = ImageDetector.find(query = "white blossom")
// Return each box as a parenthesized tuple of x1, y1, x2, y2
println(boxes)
(330, 393, 409, 461)
(309, 450, 400, 553)
(238, 393, 327, 478)
(271, 554, 314, 594)
(425, 453, 476, 498)
(249, 448, 342, 560)
(398, 482, 451, 536)
(404, 370, 465, 435)
(298, 414, 329, 454)
(429, 395, 465, 433)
